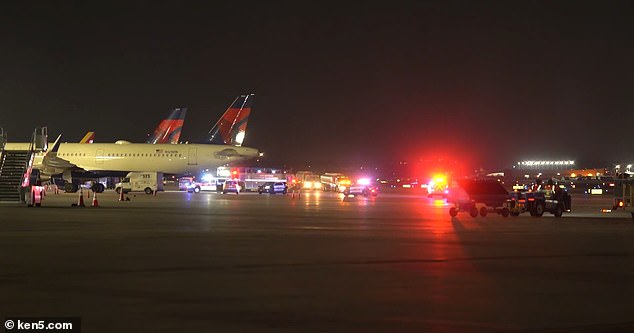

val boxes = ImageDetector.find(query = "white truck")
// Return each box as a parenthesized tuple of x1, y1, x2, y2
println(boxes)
(115, 172, 163, 195)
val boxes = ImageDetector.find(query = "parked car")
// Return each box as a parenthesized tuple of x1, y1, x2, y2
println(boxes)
(258, 182, 287, 194)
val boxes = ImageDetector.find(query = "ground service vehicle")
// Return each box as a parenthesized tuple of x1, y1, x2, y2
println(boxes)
(115, 172, 163, 195)
(505, 187, 571, 218)
(612, 178, 634, 219)
(449, 180, 511, 218)
(258, 182, 288, 194)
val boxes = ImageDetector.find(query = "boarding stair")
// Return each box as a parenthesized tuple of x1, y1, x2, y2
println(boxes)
(0, 127, 46, 203)
(0, 151, 31, 202)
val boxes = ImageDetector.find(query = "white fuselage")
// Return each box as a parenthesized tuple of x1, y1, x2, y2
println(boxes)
(3, 142, 259, 175)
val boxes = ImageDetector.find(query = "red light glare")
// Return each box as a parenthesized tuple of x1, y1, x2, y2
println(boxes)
(618, 201, 624, 207)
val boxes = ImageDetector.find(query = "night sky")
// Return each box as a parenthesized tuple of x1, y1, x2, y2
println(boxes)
(1, 1, 632, 170)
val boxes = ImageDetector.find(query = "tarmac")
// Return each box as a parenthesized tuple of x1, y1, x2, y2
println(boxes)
(0, 190, 633, 332)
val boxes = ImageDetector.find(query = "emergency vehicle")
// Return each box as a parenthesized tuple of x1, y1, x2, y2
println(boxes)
(295, 171, 322, 190)
(320, 173, 349, 192)
(341, 178, 378, 197)
(427, 174, 449, 197)
(178, 177, 195, 191)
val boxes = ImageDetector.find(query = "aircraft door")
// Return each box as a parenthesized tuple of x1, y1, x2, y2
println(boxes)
(96, 149, 104, 164)
(188, 148, 197, 165)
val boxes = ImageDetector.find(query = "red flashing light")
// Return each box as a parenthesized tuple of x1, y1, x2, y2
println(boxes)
(527, 198, 535, 201)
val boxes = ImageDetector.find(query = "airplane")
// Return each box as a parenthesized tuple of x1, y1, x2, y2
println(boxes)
(80, 107, 188, 144)
(3, 95, 258, 192)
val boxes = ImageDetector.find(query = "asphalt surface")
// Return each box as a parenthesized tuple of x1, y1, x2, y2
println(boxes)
(1, 191, 633, 332)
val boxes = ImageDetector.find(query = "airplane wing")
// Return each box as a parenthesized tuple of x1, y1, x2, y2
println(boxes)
(41, 135, 78, 170)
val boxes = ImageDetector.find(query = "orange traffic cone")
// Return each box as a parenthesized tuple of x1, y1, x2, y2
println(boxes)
(92, 191, 99, 207)
(118, 189, 125, 201)
(77, 188, 85, 207)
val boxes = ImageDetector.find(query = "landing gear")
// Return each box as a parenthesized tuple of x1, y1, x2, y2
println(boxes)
(91, 183, 105, 193)
(64, 183, 78, 193)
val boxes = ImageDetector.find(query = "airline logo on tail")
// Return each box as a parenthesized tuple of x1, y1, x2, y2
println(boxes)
(79, 132, 95, 144)
(208, 94, 254, 147)
(147, 107, 187, 144)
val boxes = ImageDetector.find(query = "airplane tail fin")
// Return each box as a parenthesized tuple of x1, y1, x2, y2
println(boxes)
(79, 131, 95, 144)
(207, 94, 254, 146)
(147, 107, 187, 144)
